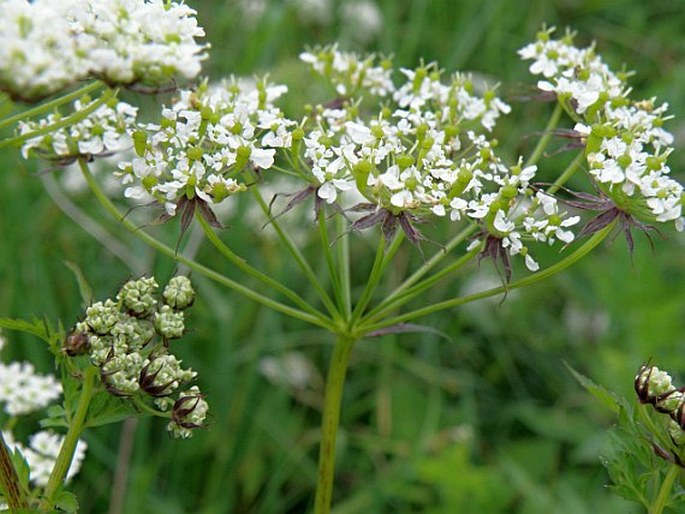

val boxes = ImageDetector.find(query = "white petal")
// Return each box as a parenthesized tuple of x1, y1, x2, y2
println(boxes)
(493, 210, 514, 233)
(525, 254, 539, 272)
(345, 121, 375, 145)
(251, 148, 275, 169)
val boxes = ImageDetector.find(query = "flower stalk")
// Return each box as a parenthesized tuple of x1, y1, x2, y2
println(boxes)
(358, 219, 616, 334)
(0, 80, 104, 131)
(42, 366, 97, 509)
(650, 465, 680, 514)
(314, 335, 357, 514)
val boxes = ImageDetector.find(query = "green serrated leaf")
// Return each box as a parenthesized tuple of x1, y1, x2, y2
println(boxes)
(63, 261, 93, 307)
(564, 362, 620, 413)
(0, 317, 65, 355)
(59, 364, 86, 414)
(0, 318, 50, 343)
(10, 447, 31, 492)
(54, 490, 79, 513)
(40, 404, 69, 429)
(84, 391, 139, 428)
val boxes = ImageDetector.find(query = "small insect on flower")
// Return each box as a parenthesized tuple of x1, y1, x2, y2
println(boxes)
(62, 330, 90, 356)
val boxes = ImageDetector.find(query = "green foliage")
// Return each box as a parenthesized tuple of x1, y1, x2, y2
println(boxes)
(10, 447, 31, 495)
(417, 443, 514, 512)
(53, 490, 79, 513)
(81, 392, 139, 430)
(573, 366, 685, 512)
(0, 317, 64, 355)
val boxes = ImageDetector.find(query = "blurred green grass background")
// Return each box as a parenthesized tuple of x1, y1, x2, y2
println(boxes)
(1, 0, 684, 512)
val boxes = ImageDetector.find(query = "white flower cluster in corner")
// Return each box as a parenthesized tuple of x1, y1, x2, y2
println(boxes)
(0, 333, 87, 487)
(2, 430, 88, 487)
(68, 276, 208, 438)
(519, 27, 684, 231)
(116, 78, 293, 216)
(0, 335, 61, 416)
(0, 0, 207, 101)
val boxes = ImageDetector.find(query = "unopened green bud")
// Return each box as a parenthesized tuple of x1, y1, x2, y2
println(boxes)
(119, 277, 158, 317)
(85, 300, 122, 335)
(163, 276, 195, 310)
(396, 154, 414, 170)
(133, 130, 148, 157)
(154, 305, 185, 339)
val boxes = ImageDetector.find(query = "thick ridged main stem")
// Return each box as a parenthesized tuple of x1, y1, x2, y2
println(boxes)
(313, 335, 357, 514)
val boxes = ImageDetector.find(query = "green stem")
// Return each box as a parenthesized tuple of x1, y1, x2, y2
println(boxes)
(363, 242, 481, 325)
(0, 88, 116, 150)
(364, 225, 478, 322)
(381, 231, 405, 270)
(0, 431, 28, 511)
(130, 397, 169, 419)
(386, 225, 476, 301)
(650, 464, 679, 514)
(42, 367, 97, 510)
(547, 152, 585, 195)
(349, 237, 386, 325)
(79, 160, 334, 331)
(0, 81, 104, 131)
(358, 220, 615, 335)
(525, 102, 563, 168)
(250, 187, 341, 320)
(196, 213, 329, 323)
(313, 335, 357, 514)
(336, 216, 352, 318)
(318, 209, 345, 318)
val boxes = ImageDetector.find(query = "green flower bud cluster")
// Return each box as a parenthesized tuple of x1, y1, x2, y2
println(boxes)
(66, 275, 207, 437)
(167, 386, 209, 439)
(635, 364, 685, 428)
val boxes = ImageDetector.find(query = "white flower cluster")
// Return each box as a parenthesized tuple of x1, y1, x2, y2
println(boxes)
(19, 96, 138, 160)
(116, 78, 293, 216)
(0, 361, 61, 416)
(0, 333, 61, 417)
(520, 27, 683, 231)
(2, 430, 87, 487)
(0, 0, 207, 101)
(299, 51, 577, 271)
(70, 276, 207, 437)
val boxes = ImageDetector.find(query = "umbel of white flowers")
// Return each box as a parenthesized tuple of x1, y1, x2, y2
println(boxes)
(20, 28, 684, 280)
(68, 276, 208, 438)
